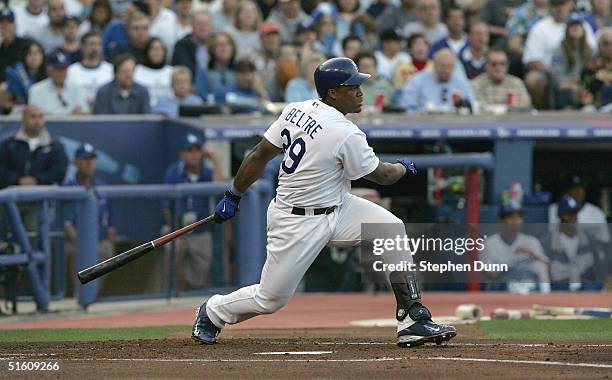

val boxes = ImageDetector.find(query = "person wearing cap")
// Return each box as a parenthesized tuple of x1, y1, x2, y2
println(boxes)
(401, 0, 448, 44)
(548, 176, 610, 243)
(253, 22, 281, 99)
(161, 133, 223, 290)
(13, 0, 49, 38)
(374, 29, 411, 82)
(62, 143, 115, 296)
(214, 59, 267, 113)
(523, 0, 597, 109)
(398, 48, 475, 113)
(29, 50, 86, 114)
(543, 195, 606, 291)
(93, 53, 151, 114)
(31, 0, 68, 53)
(57, 16, 83, 64)
(481, 196, 550, 293)
(0, 8, 29, 84)
(265, 0, 311, 43)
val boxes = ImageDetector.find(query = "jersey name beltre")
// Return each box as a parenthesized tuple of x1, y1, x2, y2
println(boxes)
(283, 106, 324, 140)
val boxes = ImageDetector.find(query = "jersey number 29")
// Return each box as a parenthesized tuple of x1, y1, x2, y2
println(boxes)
(281, 128, 306, 174)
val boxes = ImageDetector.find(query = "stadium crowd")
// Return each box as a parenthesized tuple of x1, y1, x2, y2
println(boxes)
(0, 0, 610, 115)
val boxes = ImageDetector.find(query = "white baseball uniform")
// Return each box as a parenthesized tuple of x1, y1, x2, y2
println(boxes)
(206, 100, 409, 329)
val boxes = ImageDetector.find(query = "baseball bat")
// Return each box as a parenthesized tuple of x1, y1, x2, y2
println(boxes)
(77, 215, 215, 284)
(532, 305, 612, 319)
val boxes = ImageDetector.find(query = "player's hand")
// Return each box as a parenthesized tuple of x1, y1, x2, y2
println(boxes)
(397, 158, 417, 176)
(214, 190, 241, 223)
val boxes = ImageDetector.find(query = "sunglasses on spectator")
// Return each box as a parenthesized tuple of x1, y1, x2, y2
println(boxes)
(489, 61, 508, 67)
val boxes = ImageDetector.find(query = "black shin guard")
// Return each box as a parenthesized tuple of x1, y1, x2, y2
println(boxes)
(390, 271, 431, 322)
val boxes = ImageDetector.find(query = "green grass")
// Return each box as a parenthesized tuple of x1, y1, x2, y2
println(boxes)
(477, 319, 612, 341)
(0, 325, 191, 343)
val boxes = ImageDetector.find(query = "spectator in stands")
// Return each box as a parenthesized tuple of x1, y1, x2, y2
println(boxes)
(401, 0, 448, 43)
(459, 21, 490, 80)
(254, 22, 282, 98)
(366, 0, 393, 20)
(548, 175, 610, 243)
(294, 20, 317, 57)
(581, 27, 612, 110)
(506, 0, 549, 76)
(214, 59, 266, 113)
(212, 0, 239, 32)
(481, 200, 551, 293)
(398, 48, 475, 113)
(267, 42, 299, 101)
(284, 52, 326, 102)
(58, 17, 82, 64)
(0, 105, 68, 190)
(471, 48, 532, 110)
(62, 143, 115, 296)
(311, 3, 343, 57)
(172, 10, 214, 79)
(147, 0, 179, 60)
(161, 133, 223, 290)
(551, 16, 594, 109)
(134, 37, 173, 108)
(523, 0, 596, 109)
(392, 33, 433, 90)
(101, 0, 148, 57)
(584, 0, 610, 33)
(355, 51, 395, 111)
(544, 195, 605, 291)
(154, 66, 203, 116)
(224, 0, 262, 59)
(257, 0, 276, 19)
(2, 40, 47, 111)
(107, 11, 151, 64)
(479, 0, 526, 47)
(266, 0, 311, 43)
(78, 0, 113, 37)
(342, 34, 363, 60)
(93, 53, 151, 114)
(0, 8, 29, 85)
(350, 13, 378, 50)
(32, 0, 67, 53)
(29, 50, 85, 114)
(67, 32, 114, 110)
(173, 0, 193, 40)
(334, 0, 361, 42)
(375, 0, 418, 35)
(13, 0, 48, 38)
(429, 5, 467, 58)
(375, 29, 411, 82)
(195, 32, 237, 99)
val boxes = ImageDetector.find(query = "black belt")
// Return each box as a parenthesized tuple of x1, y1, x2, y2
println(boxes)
(291, 206, 336, 216)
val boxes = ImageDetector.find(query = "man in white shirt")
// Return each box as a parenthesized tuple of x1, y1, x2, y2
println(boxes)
(31, 0, 67, 53)
(67, 32, 114, 111)
(374, 29, 411, 81)
(174, 0, 193, 40)
(29, 50, 86, 114)
(523, 0, 596, 108)
(147, 0, 179, 60)
(13, 0, 48, 38)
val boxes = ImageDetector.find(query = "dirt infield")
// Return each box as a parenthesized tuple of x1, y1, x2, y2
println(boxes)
(1, 326, 611, 379)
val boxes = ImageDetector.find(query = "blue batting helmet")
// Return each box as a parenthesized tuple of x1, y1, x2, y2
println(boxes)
(314, 57, 370, 98)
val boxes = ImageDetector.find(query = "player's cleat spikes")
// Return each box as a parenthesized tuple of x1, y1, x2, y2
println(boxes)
(397, 320, 457, 348)
(192, 302, 220, 344)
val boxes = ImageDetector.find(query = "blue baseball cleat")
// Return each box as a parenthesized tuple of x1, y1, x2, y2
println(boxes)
(191, 302, 220, 345)
(397, 319, 457, 348)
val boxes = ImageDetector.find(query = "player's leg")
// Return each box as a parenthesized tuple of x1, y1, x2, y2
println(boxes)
(193, 200, 334, 344)
(329, 194, 457, 347)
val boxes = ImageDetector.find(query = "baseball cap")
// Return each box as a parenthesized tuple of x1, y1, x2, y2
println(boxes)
(296, 20, 314, 35)
(564, 175, 587, 189)
(47, 50, 70, 69)
(75, 143, 97, 159)
(235, 59, 256, 73)
(260, 22, 280, 36)
(567, 13, 583, 26)
(557, 195, 581, 215)
(0, 8, 15, 22)
(182, 133, 203, 150)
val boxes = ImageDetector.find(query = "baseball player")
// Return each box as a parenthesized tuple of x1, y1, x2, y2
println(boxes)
(192, 57, 457, 348)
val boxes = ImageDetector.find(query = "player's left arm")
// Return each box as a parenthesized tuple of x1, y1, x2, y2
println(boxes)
(213, 138, 281, 223)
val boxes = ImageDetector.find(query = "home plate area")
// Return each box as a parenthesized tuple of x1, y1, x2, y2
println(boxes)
(1, 326, 611, 379)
